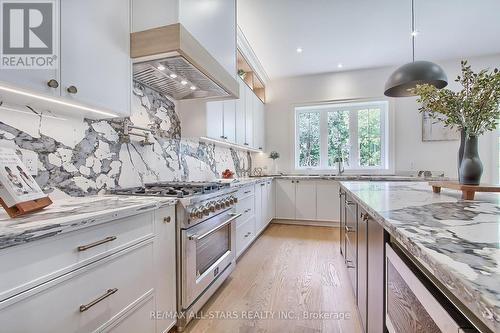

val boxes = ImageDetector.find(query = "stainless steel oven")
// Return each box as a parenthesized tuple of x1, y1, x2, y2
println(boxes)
(181, 209, 239, 309)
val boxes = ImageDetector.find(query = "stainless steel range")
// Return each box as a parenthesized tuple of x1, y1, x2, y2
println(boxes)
(111, 181, 240, 331)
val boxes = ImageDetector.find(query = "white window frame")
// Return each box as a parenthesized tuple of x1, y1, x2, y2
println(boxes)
(294, 100, 390, 172)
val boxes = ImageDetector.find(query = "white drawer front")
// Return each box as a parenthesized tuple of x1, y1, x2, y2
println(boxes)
(0, 240, 155, 333)
(237, 185, 254, 199)
(235, 196, 254, 227)
(104, 293, 156, 333)
(236, 217, 255, 257)
(0, 212, 154, 301)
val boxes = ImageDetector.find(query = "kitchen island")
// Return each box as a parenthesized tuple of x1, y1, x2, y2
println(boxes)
(340, 181, 499, 333)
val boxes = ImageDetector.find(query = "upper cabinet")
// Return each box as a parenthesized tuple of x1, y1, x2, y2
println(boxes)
(61, 0, 130, 116)
(204, 77, 264, 151)
(0, 0, 131, 117)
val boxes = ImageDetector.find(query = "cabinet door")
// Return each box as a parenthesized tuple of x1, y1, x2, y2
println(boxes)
(235, 78, 246, 145)
(275, 179, 295, 219)
(254, 183, 263, 232)
(259, 182, 268, 232)
(244, 85, 254, 147)
(340, 189, 346, 256)
(253, 97, 265, 150)
(61, 0, 131, 115)
(268, 180, 275, 222)
(295, 180, 316, 220)
(367, 215, 385, 333)
(0, 1, 60, 96)
(316, 180, 340, 222)
(357, 209, 368, 332)
(223, 100, 236, 142)
(154, 206, 177, 333)
(206, 101, 224, 140)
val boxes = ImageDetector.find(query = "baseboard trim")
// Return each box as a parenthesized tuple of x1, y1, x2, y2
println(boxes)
(271, 219, 340, 227)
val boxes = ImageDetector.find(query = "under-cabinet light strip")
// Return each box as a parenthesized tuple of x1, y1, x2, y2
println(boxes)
(200, 136, 263, 153)
(0, 84, 117, 118)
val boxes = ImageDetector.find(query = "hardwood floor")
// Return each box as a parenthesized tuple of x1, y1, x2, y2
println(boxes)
(182, 223, 362, 333)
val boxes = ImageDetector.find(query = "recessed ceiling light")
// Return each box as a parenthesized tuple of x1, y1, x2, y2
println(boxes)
(181, 80, 188, 85)
(296, 47, 303, 53)
(337, 63, 343, 68)
(169, 73, 177, 78)
(190, 86, 197, 90)
(157, 65, 165, 70)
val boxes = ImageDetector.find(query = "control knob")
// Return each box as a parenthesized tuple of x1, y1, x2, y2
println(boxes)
(208, 202, 216, 212)
(202, 205, 210, 216)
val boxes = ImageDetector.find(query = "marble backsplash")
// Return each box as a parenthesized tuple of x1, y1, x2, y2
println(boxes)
(0, 82, 252, 196)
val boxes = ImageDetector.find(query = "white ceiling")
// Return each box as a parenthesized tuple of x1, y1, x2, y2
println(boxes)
(237, 0, 500, 79)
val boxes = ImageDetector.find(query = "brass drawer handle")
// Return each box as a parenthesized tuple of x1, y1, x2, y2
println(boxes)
(77, 236, 117, 252)
(79, 288, 118, 312)
(244, 190, 251, 194)
(244, 209, 251, 213)
(346, 200, 356, 206)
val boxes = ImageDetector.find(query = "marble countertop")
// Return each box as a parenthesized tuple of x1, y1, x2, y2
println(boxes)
(0, 195, 176, 250)
(340, 181, 499, 332)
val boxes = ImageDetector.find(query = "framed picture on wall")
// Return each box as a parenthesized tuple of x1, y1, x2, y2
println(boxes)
(0, 148, 46, 208)
(422, 112, 460, 142)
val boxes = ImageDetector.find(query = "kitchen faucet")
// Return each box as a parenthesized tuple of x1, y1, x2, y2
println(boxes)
(336, 147, 345, 175)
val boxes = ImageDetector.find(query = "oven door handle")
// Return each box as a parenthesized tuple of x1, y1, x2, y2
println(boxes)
(188, 213, 242, 241)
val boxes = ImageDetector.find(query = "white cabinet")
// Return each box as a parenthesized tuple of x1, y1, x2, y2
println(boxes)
(235, 79, 247, 146)
(316, 180, 341, 221)
(276, 179, 296, 219)
(295, 180, 316, 220)
(275, 179, 340, 223)
(244, 84, 254, 147)
(61, 0, 130, 116)
(0, 206, 177, 333)
(206, 100, 236, 142)
(0, 0, 131, 116)
(223, 100, 236, 142)
(206, 101, 224, 140)
(153, 206, 177, 333)
(253, 96, 265, 151)
(204, 76, 264, 150)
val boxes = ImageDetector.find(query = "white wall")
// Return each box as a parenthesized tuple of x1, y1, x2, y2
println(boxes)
(255, 54, 500, 183)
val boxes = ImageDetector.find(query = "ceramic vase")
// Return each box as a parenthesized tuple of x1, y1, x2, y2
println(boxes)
(459, 135, 483, 185)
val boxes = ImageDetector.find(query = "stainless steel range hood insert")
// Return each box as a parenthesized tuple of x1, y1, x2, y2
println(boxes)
(131, 23, 239, 101)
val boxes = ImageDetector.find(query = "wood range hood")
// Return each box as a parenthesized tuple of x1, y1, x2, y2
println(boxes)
(131, 23, 239, 101)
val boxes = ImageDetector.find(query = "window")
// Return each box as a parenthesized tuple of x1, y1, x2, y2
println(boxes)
(295, 100, 389, 171)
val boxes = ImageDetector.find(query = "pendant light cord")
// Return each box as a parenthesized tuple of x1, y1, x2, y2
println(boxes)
(411, 0, 416, 62)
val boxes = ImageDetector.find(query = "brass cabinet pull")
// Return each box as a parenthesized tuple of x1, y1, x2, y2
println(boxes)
(346, 200, 356, 206)
(67, 85, 78, 94)
(360, 213, 370, 222)
(260, 183, 265, 186)
(244, 190, 251, 194)
(79, 288, 118, 312)
(163, 216, 171, 223)
(47, 79, 59, 88)
(77, 236, 117, 252)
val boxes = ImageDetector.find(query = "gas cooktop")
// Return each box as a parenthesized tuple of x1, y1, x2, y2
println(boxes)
(109, 181, 231, 198)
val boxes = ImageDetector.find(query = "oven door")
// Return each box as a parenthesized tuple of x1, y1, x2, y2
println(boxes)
(181, 210, 240, 309)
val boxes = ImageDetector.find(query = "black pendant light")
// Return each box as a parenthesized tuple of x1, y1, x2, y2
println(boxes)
(384, 0, 448, 97)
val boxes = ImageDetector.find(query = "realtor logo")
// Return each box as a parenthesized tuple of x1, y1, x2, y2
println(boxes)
(1, 0, 58, 69)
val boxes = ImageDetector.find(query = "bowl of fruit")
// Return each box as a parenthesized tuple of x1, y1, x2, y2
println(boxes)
(222, 169, 234, 179)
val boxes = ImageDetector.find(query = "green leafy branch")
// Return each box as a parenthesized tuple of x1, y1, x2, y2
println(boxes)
(413, 60, 500, 137)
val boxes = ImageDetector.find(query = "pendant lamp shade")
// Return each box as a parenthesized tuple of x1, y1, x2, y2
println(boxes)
(384, 60, 448, 97)
(384, 0, 448, 97)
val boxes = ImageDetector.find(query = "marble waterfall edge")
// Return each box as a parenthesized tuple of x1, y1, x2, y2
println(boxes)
(0, 82, 252, 196)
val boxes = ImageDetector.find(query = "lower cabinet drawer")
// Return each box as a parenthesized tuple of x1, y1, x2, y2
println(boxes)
(235, 196, 254, 227)
(104, 293, 156, 333)
(0, 211, 154, 301)
(236, 217, 255, 257)
(385, 244, 472, 333)
(0, 240, 155, 333)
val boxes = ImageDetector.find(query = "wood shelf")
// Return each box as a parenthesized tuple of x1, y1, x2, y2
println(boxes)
(237, 49, 266, 103)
